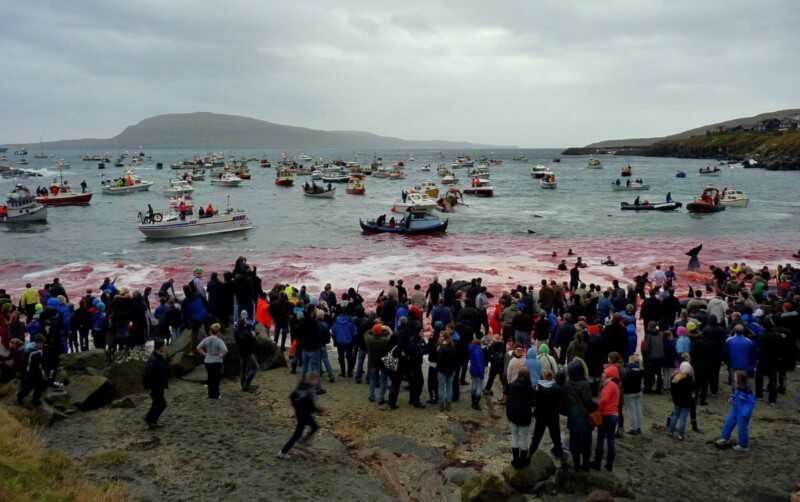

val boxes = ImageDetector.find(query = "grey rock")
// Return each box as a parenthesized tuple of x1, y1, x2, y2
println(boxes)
(367, 434, 444, 464)
(67, 375, 117, 410)
(461, 472, 523, 502)
(443, 467, 478, 486)
(502, 450, 556, 493)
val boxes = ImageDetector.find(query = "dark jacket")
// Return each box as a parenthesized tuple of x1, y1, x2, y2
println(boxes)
(561, 361, 597, 433)
(506, 377, 535, 426)
(290, 381, 321, 417)
(602, 322, 628, 358)
(436, 344, 458, 376)
(532, 380, 561, 420)
(670, 374, 694, 408)
(142, 351, 170, 391)
(233, 321, 257, 357)
(621, 363, 643, 394)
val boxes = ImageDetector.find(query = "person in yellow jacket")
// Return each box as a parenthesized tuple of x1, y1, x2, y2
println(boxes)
(20, 283, 40, 320)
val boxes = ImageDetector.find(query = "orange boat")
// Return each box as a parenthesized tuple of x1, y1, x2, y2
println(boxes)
(346, 177, 365, 195)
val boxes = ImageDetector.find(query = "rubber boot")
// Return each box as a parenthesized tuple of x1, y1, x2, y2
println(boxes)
(445, 401, 451, 412)
(604, 452, 615, 472)
(512, 448, 520, 468)
(439, 402, 445, 412)
(691, 419, 704, 434)
(521, 449, 530, 466)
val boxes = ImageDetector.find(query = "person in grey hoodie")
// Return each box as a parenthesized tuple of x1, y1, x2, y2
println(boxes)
(196, 323, 228, 399)
(559, 358, 597, 471)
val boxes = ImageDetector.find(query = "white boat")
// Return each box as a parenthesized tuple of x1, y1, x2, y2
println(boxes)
(298, 154, 313, 162)
(719, 188, 749, 207)
(530, 165, 548, 178)
(440, 173, 459, 185)
(57, 159, 70, 169)
(391, 191, 438, 213)
(1, 186, 48, 223)
(436, 163, 449, 176)
(210, 172, 243, 186)
(311, 170, 323, 180)
(414, 181, 439, 198)
(540, 173, 557, 189)
(302, 183, 336, 198)
(421, 162, 431, 172)
(190, 168, 206, 181)
(163, 179, 195, 196)
(138, 206, 253, 239)
(586, 157, 603, 169)
(512, 156, 527, 162)
(468, 166, 490, 178)
(321, 168, 350, 183)
(101, 170, 153, 194)
(611, 179, 650, 191)
(463, 178, 495, 197)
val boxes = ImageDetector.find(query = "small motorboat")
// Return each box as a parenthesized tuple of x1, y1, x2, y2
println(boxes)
(440, 172, 458, 185)
(719, 188, 749, 208)
(346, 178, 366, 195)
(586, 157, 603, 169)
(676, 170, 686, 178)
(611, 178, 650, 191)
(163, 179, 194, 196)
(211, 171, 243, 186)
(463, 178, 494, 197)
(321, 168, 350, 183)
(19, 158, 28, 165)
(36, 183, 92, 206)
(101, 170, 154, 194)
(14, 148, 28, 155)
(699, 165, 721, 176)
(421, 162, 431, 172)
(360, 209, 448, 235)
(260, 159, 272, 168)
(302, 183, 336, 198)
(235, 167, 251, 180)
(275, 169, 294, 186)
(298, 154, 313, 162)
(310, 170, 323, 180)
(540, 173, 557, 189)
(392, 190, 438, 213)
(57, 159, 70, 169)
(687, 186, 726, 213)
(156, 162, 164, 170)
(1, 185, 48, 223)
(168, 195, 194, 211)
(188, 168, 206, 181)
(620, 165, 632, 177)
(138, 204, 253, 239)
(551, 157, 561, 163)
(437, 189, 464, 212)
(530, 165, 548, 178)
(98, 162, 106, 170)
(512, 156, 528, 162)
(620, 199, 682, 211)
(414, 181, 439, 198)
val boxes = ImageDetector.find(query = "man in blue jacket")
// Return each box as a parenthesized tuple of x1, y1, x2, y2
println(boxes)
(725, 325, 756, 386)
(331, 314, 356, 378)
(469, 338, 486, 410)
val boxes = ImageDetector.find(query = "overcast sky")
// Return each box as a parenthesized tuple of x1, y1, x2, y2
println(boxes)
(2, 0, 798, 147)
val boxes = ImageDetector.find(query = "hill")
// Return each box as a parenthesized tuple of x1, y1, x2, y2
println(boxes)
(3, 112, 511, 150)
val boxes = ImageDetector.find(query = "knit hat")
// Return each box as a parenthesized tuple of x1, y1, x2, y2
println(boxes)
(434, 321, 444, 330)
(679, 361, 692, 375)
(46, 298, 59, 308)
(240, 310, 249, 318)
(686, 321, 698, 332)
(372, 323, 383, 335)
(537, 343, 550, 355)
(676, 326, 688, 337)
(34, 303, 43, 313)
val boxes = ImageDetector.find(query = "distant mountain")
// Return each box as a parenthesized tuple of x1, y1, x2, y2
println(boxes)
(3, 112, 512, 150)
(579, 108, 800, 149)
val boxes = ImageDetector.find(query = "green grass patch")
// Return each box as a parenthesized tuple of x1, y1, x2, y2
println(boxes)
(83, 450, 130, 469)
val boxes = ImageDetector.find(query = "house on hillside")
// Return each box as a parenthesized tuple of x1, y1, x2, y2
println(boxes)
(754, 118, 780, 133)
(778, 114, 800, 132)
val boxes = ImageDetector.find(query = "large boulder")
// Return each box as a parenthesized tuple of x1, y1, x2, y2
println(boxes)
(443, 467, 478, 487)
(67, 375, 117, 410)
(106, 358, 146, 396)
(180, 365, 208, 383)
(61, 350, 107, 372)
(502, 450, 556, 493)
(220, 332, 280, 377)
(461, 472, 523, 502)
(554, 470, 635, 499)
(166, 330, 194, 359)
(169, 351, 196, 376)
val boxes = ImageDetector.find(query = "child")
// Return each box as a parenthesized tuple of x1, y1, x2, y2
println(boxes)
(716, 371, 756, 451)
(623, 354, 644, 435)
(277, 372, 323, 459)
(668, 361, 694, 440)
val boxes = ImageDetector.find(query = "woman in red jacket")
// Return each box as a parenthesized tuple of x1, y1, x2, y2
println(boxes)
(592, 364, 621, 471)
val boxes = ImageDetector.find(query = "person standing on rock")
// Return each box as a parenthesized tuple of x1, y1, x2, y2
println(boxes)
(277, 372, 323, 460)
(507, 366, 534, 468)
(561, 358, 596, 471)
(142, 339, 170, 429)
(16, 334, 46, 407)
(196, 323, 227, 400)
(528, 369, 566, 465)
(234, 310, 258, 392)
(591, 364, 621, 471)
(468, 337, 486, 410)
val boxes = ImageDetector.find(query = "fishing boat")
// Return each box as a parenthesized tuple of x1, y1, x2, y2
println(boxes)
(35, 165, 93, 206)
(321, 168, 350, 183)
(676, 170, 686, 178)
(168, 195, 194, 211)
(620, 199, 682, 211)
(33, 153, 48, 159)
(699, 165, 721, 176)
(19, 159, 28, 165)
(1, 185, 48, 223)
(686, 186, 726, 213)
(436, 163, 449, 176)
(137, 203, 253, 239)
(512, 156, 527, 162)
(302, 182, 336, 198)
(346, 177, 366, 195)
(440, 172, 458, 185)
(14, 148, 28, 156)
(298, 154, 313, 162)
(387, 170, 406, 180)
(463, 178, 495, 197)
(551, 157, 561, 163)
(414, 181, 439, 198)
(162, 179, 194, 196)
(437, 189, 464, 212)
(98, 162, 106, 170)
(360, 208, 448, 235)
(586, 157, 603, 169)
(101, 170, 154, 194)
(530, 165, 548, 178)
(275, 169, 294, 186)
(260, 159, 272, 168)
(235, 167, 251, 180)
(392, 190, 438, 213)
(190, 168, 206, 181)
(620, 165, 632, 177)
(421, 161, 431, 172)
(540, 173, 557, 189)
(611, 178, 650, 191)
(467, 166, 490, 178)
(57, 159, 70, 169)
(719, 188, 749, 208)
(210, 171, 243, 186)
(310, 170, 323, 180)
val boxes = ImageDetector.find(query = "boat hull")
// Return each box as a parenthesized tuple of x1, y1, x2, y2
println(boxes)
(612, 184, 650, 191)
(346, 188, 366, 195)
(463, 187, 494, 196)
(686, 202, 725, 213)
(359, 219, 448, 235)
(209, 180, 242, 187)
(620, 202, 682, 211)
(303, 189, 335, 198)
(1, 203, 48, 223)
(138, 213, 253, 239)
(102, 182, 153, 194)
(720, 198, 749, 208)
(36, 193, 93, 206)
(540, 182, 557, 189)
(275, 179, 294, 186)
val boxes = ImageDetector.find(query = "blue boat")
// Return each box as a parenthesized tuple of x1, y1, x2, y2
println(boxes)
(360, 209, 448, 235)
(676, 170, 686, 178)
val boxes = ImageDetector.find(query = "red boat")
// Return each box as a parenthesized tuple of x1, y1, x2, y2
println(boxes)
(274, 170, 294, 186)
(35, 183, 92, 206)
(686, 186, 725, 214)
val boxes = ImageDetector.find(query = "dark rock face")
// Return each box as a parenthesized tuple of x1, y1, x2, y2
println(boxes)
(67, 375, 117, 410)
(501, 450, 556, 492)
(461, 472, 524, 502)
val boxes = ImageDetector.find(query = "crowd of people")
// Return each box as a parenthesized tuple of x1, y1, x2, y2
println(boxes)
(2, 255, 799, 469)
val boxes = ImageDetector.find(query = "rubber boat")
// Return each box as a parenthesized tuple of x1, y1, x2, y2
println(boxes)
(163, 179, 194, 196)
(620, 165, 632, 177)
(138, 204, 253, 239)
(463, 178, 494, 196)
(676, 170, 686, 178)
(586, 157, 603, 169)
(540, 173, 557, 189)
(360, 209, 448, 235)
(687, 186, 726, 213)
(392, 191, 438, 213)
(437, 189, 464, 212)
(101, 170, 153, 194)
(530, 165, 548, 178)
(1, 185, 48, 223)
(346, 178, 366, 195)
(512, 156, 527, 162)
(210, 171, 243, 186)
(620, 200, 682, 211)
(719, 188, 750, 208)
(699, 165, 721, 176)
(302, 183, 336, 198)
(611, 178, 650, 191)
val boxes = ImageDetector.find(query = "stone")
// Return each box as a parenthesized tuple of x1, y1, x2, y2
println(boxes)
(61, 350, 107, 372)
(461, 472, 523, 502)
(169, 352, 196, 376)
(32, 402, 69, 427)
(443, 467, 478, 486)
(166, 330, 193, 359)
(587, 489, 612, 502)
(110, 396, 137, 409)
(554, 470, 635, 499)
(367, 434, 444, 464)
(105, 358, 146, 396)
(501, 450, 556, 493)
(180, 365, 208, 383)
(67, 375, 117, 410)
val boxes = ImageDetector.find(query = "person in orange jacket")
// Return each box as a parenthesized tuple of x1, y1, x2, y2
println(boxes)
(591, 364, 621, 472)
(489, 300, 504, 337)
(255, 292, 273, 337)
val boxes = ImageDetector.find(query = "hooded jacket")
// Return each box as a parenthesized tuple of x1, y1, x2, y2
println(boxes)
(598, 365, 620, 416)
(562, 360, 597, 433)
(331, 315, 356, 346)
(532, 378, 561, 420)
(725, 334, 756, 371)
(537, 343, 558, 375)
(469, 343, 486, 378)
(524, 347, 542, 383)
(506, 376, 535, 426)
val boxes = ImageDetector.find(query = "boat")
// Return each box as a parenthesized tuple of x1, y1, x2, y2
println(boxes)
(467, 166, 490, 178)
(260, 159, 272, 168)
(321, 168, 350, 183)
(57, 159, 70, 169)
(302, 182, 336, 198)
(540, 173, 557, 189)
(33, 153, 48, 159)
(414, 181, 439, 198)
(346, 178, 366, 195)
(310, 170, 323, 180)
(98, 162, 106, 170)
(421, 162, 431, 172)
(620, 198, 682, 211)
(360, 208, 448, 235)
(436, 163, 449, 176)
(168, 195, 194, 211)
(235, 167, 251, 180)
(298, 154, 313, 162)
(35, 165, 93, 206)
(19, 159, 28, 165)
(586, 157, 603, 169)
(101, 170, 154, 194)
(440, 172, 458, 185)
(551, 157, 561, 163)
(14, 148, 28, 156)
(163, 179, 195, 196)
(686, 186, 726, 213)
(676, 170, 686, 178)
(719, 188, 750, 208)
(1, 185, 48, 223)
(530, 165, 548, 178)
(210, 171, 243, 186)
(386, 170, 407, 180)
(391, 190, 438, 213)
(463, 178, 495, 197)
(275, 170, 294, 186)
(437, 189, 464, 212)
(190, 168, 206, 181)
(512, 156, 527, 162)
(138, 204, 253, 239)
(611, 178, 650, 191)
(620, 165, 632, 177)
(699, 165, 721, 176)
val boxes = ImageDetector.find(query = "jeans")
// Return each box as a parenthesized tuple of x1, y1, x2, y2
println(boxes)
(594, 415, 619, 468)
(485, 363, 503, 392)
(205, 362, 223, 398)
(668, 405, 689, 436)
(336, 343, 355, 377)
(470, 376, 483, 398)
(169, 326, 180, 341)
(661, 367, 673, 391)
(354, 349, 367, 382)
(408, 364, 424, 405)
(427, 365, 438, 401)
(239, 354, 258, 390)
(624, 392, 643, 431)
(115, 321, 130, 350)
(320, 347, 335, 380)
(368, 365, 388, 400)
(569, 430, 592, 469)
(301, 350, 322, 390)
(510, 423, 530, 449)
(273, 321, 289, 349)
(721, 408, 750, 448)
(755, 364, 778, 404)
(280, 414, 319, 454)
(145, 387, 167, 424)
(515, 330, 531, 349)
(438, 372, 455, 402)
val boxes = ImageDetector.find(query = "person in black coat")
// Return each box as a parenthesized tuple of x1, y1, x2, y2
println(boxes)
(602, 314, 628, 360)
(559, 359, 597, 471)
(690, 327, 719, 405)
(755, 316, 785, 405)
(507, 367, 535, 468)
(701, 315, 726, 396)
(529, 369, 565, 464)
(641, 291, 661, 329)
(142, 340, 170, 428)
(16, 335, 47, 406)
